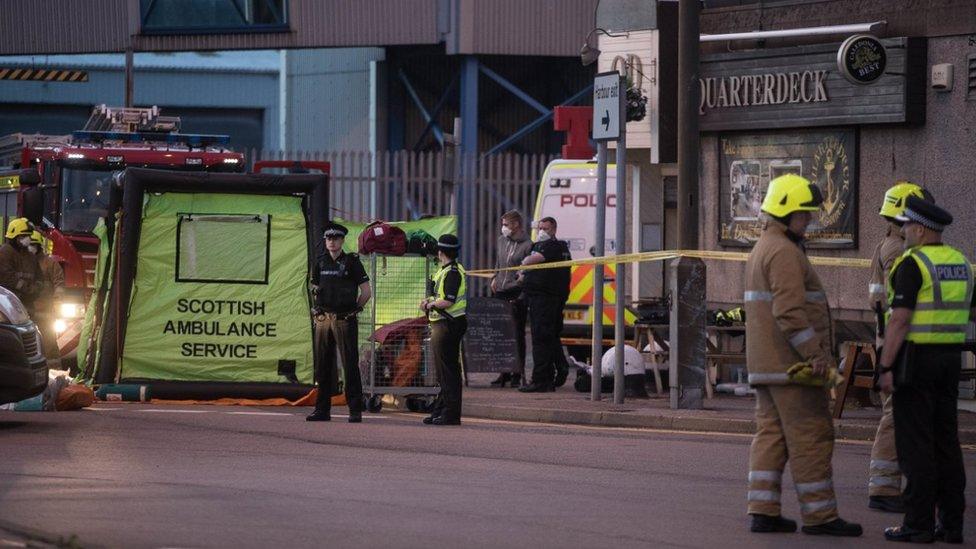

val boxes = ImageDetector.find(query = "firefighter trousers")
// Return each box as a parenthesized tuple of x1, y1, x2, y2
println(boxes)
(893, 348, 966, 533)
(868, 393, 902, 496)
(748, 384, 839, 526)
(314, 313, 363, 413)
(430, 316, 467, 422)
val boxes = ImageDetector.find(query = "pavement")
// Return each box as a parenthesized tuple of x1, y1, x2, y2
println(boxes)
(460, 373, 976, 444)
(2, 404, 975, 548)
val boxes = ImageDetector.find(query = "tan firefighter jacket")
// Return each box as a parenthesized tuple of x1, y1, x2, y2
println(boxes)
(744, 220, 832, 385)
(867, 225, 904, 310)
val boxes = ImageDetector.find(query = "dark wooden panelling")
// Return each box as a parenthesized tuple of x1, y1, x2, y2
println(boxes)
(699, 37, 926, 131)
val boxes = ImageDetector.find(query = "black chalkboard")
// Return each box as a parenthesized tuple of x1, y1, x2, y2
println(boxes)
(463, 297, 519, 374)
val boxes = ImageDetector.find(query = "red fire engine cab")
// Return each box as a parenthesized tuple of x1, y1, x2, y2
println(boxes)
(0, 105, 245, 368)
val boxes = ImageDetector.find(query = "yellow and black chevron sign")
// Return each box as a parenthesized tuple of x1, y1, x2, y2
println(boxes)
(0, 68, 88, 82)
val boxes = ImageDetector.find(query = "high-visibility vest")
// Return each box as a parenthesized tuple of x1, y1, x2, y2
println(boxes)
(887, 244, 973, 344)
(432, 261, 466, 320)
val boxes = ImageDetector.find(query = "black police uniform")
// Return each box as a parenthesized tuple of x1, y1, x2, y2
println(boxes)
(885, 198, 973, 540)
(428, 258, 466, 425)
(521, 238, 571, 390)
(311, 246, 368, 418)
(888, 252, 974, 537)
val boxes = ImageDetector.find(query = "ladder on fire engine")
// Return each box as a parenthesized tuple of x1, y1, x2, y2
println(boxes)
(83, 104, 182, 133)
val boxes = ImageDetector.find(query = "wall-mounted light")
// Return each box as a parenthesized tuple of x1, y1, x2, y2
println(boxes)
(579, 27, 628, 66)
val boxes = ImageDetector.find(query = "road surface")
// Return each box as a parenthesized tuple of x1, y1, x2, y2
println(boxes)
(1, 404, 973, 548)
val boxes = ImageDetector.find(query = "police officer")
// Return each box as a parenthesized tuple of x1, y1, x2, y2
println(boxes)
(420, 234, 467, 426)
(307, 221, 370, 423)
(866, 182, 932, 513)
(0, 218, 43, 315)
(744, 174, 862, 537)
(518, 216, 571, 393)
(878, 197, 972, 544)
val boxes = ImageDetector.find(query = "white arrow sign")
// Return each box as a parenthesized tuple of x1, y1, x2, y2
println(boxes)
(592, 71, 621, 141)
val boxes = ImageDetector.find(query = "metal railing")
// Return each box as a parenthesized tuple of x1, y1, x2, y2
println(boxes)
(250, 149, 553, 295)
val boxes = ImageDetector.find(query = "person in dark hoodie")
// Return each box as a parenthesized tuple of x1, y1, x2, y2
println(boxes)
(489, 210, 533, 388)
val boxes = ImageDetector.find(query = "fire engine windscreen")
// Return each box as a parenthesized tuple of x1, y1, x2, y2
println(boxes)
(60, 168, 116, 233)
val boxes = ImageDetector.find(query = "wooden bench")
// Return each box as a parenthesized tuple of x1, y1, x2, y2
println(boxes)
(633, 323, 746, 398)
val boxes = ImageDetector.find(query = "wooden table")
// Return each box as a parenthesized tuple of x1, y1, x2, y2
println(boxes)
(633, 323, 747, 397)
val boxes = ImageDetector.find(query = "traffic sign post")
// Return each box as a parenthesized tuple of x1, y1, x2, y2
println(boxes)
(592, 71, 622, 141)
(590, 71, 627, 403)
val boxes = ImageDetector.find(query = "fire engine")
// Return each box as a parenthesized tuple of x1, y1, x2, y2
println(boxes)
(0, 105, 245, 369)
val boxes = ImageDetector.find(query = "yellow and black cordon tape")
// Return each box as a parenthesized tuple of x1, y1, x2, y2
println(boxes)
(466, 249, 872, 278)
(0, 68, 88, 82)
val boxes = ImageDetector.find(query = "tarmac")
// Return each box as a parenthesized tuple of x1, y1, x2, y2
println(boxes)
(459, 373, 976, 444)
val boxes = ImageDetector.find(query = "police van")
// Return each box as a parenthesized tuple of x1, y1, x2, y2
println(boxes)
(531, 159, 636, 337)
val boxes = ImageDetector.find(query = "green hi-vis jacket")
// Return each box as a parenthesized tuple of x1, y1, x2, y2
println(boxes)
(432, 261, 466, 320)
(887, 244, 973, 345)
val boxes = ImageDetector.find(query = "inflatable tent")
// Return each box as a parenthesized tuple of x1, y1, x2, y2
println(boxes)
(84, 168, 328, 399)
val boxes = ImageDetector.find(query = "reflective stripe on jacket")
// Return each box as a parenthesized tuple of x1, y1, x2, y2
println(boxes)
(868, 226, 904, 310)
(744, 220, 832, 385)
(887, 245, 973, 344)
(433, 262, 466, 320)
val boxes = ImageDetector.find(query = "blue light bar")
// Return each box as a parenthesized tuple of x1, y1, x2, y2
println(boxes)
(72, 131, 231, 147)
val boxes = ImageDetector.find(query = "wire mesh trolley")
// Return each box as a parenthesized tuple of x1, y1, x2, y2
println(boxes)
(359, 254, 439, 412)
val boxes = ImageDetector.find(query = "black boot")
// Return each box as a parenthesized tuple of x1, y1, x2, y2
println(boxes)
(884, 526, 935, 543)
(490, 373, 512, 387)
(519, 381, 555, 393)
(348, 410, 362, 423)
(869, 495, 906, 513)
(750, 514, 797, 533)
(554, 367, 568, 388)
(934, 524, 963, 544)
(422, 413, 440, 425)
(802, 518, 863, 537)
(510, 373, 522, 388)
(306, 409, 331, 422)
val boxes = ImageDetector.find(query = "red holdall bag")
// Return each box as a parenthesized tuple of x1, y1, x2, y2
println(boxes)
(358, 221, 407, 255)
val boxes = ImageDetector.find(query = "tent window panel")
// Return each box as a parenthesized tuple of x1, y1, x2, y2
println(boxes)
(176, 214, 270, 284)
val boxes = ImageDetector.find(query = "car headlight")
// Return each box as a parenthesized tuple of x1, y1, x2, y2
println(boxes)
(54, 319, 68, 334)
(59, 302, 83, 319)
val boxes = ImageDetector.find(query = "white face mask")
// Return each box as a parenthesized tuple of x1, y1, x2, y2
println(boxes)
(501, 226, 512, 238)
(536, 230, 551, 242)
(16, 236, 31, 248)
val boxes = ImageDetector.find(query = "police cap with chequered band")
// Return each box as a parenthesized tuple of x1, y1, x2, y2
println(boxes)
(896, 195, 953, 232)
(323, 221, 348, 239)
(437, 234, 461, 251)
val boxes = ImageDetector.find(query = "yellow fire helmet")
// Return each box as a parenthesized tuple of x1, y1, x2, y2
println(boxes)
(879, 181, 925, 219)
(760, 174, 824, 218)
(30, 230, 54, 254)
(4, 217, 33, 240)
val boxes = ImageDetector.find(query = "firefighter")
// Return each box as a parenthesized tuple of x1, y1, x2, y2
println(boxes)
(878, 197, 972, 544)
(518, 217, 572, 393)
(307, 221, 370, 423)
(29, 230, 65, 366)
(865, 182, 932, 513)
(420, 234, 467, 426)
(0, 218, 43, 314)
(743, 174, 862, 537)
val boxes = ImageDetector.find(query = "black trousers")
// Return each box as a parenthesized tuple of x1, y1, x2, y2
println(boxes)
(314, 313, 363, 413)
(526, 293, 566, 385)
(495, 289, 528, 375)
(431, 316, 467, 421)
(893, 346, 966, 533)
